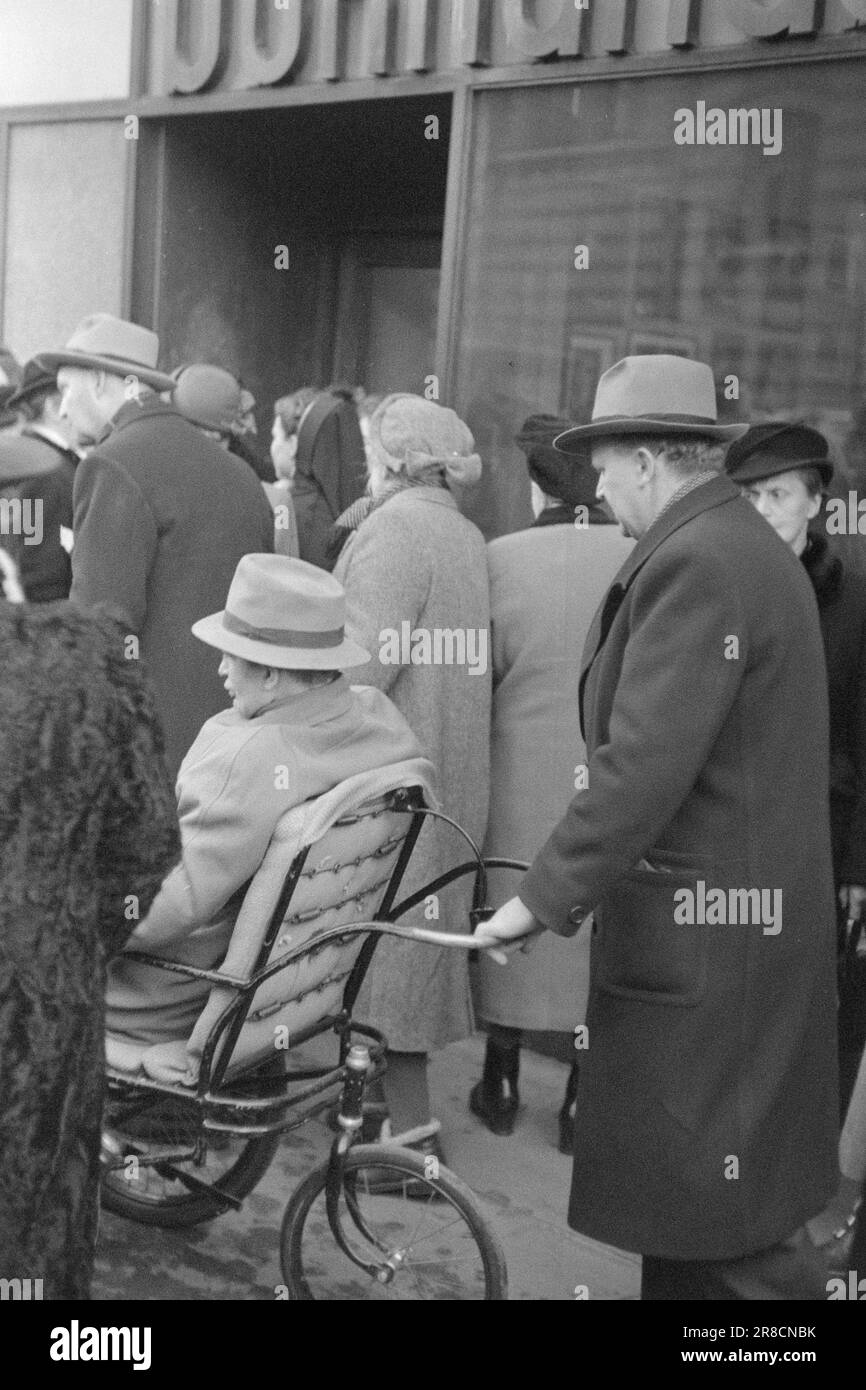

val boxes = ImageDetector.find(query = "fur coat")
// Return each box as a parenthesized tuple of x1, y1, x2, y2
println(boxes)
(0, 602, 180, 1298)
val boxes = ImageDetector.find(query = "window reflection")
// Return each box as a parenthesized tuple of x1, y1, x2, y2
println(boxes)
(456, 69, 866, 541)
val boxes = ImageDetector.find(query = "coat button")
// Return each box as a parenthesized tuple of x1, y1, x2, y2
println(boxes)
(568, 905, 586, 925)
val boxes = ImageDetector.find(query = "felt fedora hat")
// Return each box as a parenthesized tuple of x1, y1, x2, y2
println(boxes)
(0, 434, 68, 482)
(724, 421, 834, 488)
(39, 314, 175, 392)
(171, 363, 243, 433)
(192, 554, 371, 670)
(554, 355, 749, 451)
(5, 355, 58, 410)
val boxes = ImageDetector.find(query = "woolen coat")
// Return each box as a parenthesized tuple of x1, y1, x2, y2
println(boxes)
(105, 677, 424, 1045)
(475, 520, 633, 1032)
(0, 603, 179, 1299)
(520, 475, 839, 1261)
(71, 397, 275, 778)
(334, 486, 491, 1051)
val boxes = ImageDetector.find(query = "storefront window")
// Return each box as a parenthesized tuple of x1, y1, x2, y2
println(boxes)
(456, 67, 866, 538)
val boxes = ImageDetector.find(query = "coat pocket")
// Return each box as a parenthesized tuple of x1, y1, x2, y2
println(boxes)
(595, 850, 709, 1006)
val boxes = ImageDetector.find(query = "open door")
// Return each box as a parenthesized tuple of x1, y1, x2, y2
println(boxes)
(332, 234, 441, 396)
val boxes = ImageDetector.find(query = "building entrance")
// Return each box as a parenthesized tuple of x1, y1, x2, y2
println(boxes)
(133, 94, 450, 434)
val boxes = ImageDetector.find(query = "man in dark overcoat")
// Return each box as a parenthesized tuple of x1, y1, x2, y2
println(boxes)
(476, 355, 839, 1299)
(3, 356, 79, 601)
(41, 314, 275, 777)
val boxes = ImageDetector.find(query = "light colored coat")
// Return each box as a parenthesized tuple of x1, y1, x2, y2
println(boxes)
(105, 677, 423, 1045)
(475, 522, 633, 1032)
(334, 486, 491, 1050)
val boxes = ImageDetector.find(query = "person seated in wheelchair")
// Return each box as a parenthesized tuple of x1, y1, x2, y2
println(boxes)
(105, 553, 425, 1049)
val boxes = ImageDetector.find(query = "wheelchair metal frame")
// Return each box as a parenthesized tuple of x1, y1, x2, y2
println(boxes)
(102, 783, 527, 1256)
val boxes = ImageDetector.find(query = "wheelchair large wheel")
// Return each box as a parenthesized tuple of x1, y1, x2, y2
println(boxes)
(279, 1144, 507, 1300)
(101, 1058, 285, 1229)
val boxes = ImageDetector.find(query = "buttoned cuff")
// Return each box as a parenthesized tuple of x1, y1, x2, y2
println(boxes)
(519, 860, 590, 939)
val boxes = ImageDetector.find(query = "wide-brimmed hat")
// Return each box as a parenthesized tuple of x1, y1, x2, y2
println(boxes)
(0, 434, 68, 482)
(724, 422, 833, 488)
(192, 554, 370, 670)
(554, 355, 748, 451)
(172, 363, 243, 433)
(39, 314, 175, 392)
(5, 355, 58, 410)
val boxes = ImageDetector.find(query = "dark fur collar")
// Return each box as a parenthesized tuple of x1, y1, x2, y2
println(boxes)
(801, 532, 843, 607)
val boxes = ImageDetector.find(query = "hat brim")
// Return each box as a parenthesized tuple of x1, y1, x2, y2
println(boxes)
(39, 350, 175, 393)
(6, 376, 57, 410)
(191, 611, 371, 670)
(554, 417, 750, 452)
(726, 456, 834, 487)
(0, 437, 67, 482)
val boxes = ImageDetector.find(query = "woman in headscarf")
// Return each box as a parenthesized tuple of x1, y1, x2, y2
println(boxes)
(0, 596, 179, 1298)
(468, 415, 633, 1150)
(333, 393, 491, 1170)
(280, 387, 367, 571)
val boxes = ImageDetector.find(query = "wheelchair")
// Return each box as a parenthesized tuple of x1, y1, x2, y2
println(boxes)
(100, 782, 525, 1301)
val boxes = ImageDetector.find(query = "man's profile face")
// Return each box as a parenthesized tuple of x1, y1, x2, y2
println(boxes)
(56, 366, 110, 447)
(592, 442, 648, 538)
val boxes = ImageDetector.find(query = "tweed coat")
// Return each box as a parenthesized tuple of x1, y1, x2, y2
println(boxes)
(105, 677, 424, 1044)
(475, 521, 633, 1032)
(0, 603, 179, 1299)
(334, 486, 491, 1051)
(520, 475, 839, 1261)
(70, 397, 275, 778)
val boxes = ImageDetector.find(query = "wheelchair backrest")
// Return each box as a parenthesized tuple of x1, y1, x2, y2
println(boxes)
(187, 786, 423, 1081)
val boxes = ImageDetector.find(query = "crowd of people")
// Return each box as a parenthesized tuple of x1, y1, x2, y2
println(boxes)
(0, 314, 864, 1301)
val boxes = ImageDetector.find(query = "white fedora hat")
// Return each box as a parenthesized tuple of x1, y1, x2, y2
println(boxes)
(554, 355, 748, 451)
(39, 313, 175, 392)
(192, 554, 370, 670)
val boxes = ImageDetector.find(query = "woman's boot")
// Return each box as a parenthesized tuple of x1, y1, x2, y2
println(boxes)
(469, 1029, 521, 1136)
(558, 1060, 580, 1154)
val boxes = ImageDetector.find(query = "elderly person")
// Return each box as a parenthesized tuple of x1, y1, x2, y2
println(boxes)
(106, 554, 425, 1046)
(726, 425, 866, 1104)
(333, 393, 490, 1165)
(726, 423, 866, 1255)
(0, 598, 179, 1298)
(41, 314, 275, 780)
(476, 356, 838, 1300)
(469, 415, 633, 1148)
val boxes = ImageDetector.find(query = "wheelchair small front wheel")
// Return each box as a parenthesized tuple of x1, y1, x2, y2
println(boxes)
(279, 1143, 507, 1300)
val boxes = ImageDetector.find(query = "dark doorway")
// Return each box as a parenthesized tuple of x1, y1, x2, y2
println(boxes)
(332, 232, 441, 395)
(134, 95, 450, 437)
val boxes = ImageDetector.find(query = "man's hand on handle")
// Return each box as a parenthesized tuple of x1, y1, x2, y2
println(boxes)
(472, 895, 546, 964)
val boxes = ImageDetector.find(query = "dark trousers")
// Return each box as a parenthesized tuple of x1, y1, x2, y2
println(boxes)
(641, 1226, 829, 1300)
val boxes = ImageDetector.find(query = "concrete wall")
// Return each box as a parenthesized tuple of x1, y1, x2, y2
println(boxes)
(2, 121, 128, 361)
(0, 0, 132, 104)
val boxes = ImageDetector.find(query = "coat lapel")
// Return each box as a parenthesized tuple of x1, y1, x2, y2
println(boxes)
(578, 475, 742, 733)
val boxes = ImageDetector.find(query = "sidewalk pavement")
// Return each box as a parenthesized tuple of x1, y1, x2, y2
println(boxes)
(93, 1032, 640, 1301)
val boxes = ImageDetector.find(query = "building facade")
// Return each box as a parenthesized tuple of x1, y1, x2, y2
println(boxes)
(1, 0, 866, 535)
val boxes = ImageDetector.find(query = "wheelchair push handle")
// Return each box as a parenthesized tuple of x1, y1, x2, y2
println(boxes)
(407, 906, 509, 963)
